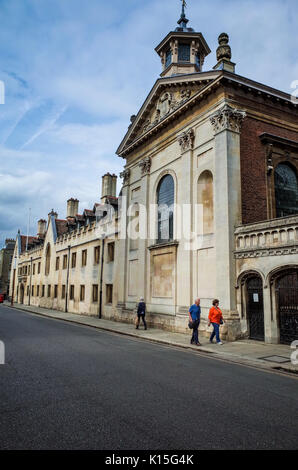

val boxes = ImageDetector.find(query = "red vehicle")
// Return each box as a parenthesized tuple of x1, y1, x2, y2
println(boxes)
(0, 294, 4, 303)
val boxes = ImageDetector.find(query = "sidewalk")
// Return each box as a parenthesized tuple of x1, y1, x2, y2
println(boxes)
(3, 301, 298, 376)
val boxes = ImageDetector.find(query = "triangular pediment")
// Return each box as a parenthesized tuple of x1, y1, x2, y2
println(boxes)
(117, 71, 221, 157)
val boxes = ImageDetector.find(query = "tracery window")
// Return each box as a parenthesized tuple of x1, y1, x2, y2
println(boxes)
(275, 163, 298, 217)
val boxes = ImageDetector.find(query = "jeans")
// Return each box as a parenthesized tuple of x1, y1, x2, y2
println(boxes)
(137, 314, 147, 329)
(191, 320, 200, 344)
(210, 322, 221, 343)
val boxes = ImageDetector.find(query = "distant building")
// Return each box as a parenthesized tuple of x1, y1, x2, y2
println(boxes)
(0, 239, 16, 296)
(9, 4, 298, 344)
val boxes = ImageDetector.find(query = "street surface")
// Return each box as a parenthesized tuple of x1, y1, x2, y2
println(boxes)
(0, 305, 297, 450)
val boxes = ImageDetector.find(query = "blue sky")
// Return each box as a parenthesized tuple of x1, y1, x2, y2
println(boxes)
(0, 0, 297, 246)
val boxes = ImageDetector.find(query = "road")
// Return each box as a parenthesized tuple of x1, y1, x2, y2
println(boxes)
(0, 305, 297, 450)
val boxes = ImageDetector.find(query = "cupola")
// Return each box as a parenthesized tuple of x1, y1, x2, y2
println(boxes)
(155, 0, 211, 78)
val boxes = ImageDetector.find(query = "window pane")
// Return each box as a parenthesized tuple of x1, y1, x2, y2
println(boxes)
(178, 44, 190, 61)
(275, 164, 298, 217)
(157, 175, 174, 241)
(165, 48, 172, 68)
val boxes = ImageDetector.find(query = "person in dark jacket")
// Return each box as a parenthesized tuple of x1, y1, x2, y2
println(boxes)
(136, 297, 147, 330)
(188, 298, 201, 346)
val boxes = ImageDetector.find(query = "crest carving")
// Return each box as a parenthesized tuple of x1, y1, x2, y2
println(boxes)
(141, 88, 194, 135)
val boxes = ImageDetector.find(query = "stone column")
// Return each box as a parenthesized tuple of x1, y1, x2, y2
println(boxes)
(265, 280, 279, 344)
(210, 104, 246, 339)
(138, 157, 152, 301)
(116, 169, 130, 312)
(176, 128, 195, 316)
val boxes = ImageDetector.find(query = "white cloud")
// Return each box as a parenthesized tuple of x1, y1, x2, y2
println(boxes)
(0, 0, 297, 243)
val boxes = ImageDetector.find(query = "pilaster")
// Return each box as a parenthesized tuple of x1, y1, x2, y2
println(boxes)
(210, 104, 246, 317)
(176, 128, 195, 311)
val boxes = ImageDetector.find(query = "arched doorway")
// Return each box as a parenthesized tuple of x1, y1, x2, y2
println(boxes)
(246, 276, 265, 341)
(19, 284, 24, 304)
(276, 270, 298, 345)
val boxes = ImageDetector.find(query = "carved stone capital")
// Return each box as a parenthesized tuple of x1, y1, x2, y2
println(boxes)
(120, 168, 130, 185)
(178, 128, 195, 153)
(139, 156, 152, 176)
(210, 104, 246, 135)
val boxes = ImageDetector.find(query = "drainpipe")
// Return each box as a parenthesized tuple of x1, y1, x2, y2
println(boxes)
(65, 245, 71, 313)
(28, 256, 33, 306)
(99, 235, 105, 319)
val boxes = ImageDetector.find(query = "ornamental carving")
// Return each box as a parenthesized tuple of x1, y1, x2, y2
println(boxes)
(139, 156, 152, 175)
(120, 168, 130, 185)
(210, 104, 246, 134)
(140, 88, 195, 135)
(180, 89, 191, 101)
(178, 128, 195, 152)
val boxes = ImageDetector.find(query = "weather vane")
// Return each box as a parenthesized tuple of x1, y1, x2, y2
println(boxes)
(181, 0, 187, 8)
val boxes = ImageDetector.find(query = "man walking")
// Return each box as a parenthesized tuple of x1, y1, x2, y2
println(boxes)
(189, 298, 201, 346)
(136, 297, 147, 330)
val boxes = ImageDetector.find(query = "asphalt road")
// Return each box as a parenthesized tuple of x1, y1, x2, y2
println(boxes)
(0, 305, 297, 450)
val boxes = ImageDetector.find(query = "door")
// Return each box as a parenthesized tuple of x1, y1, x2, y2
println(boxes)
(276, 271, 298, 345)
(20, 284, 24, 304)
(247, 276, 264, 341)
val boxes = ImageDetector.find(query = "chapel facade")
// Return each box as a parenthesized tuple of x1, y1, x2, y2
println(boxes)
(9, 5, 298, 344)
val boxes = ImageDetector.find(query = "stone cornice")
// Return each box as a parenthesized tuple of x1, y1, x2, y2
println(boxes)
(148, 240, 179, 251)
(259, 133, 298, 151)
(235, 245, 297, 259)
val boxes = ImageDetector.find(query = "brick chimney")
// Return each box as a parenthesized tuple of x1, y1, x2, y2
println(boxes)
(37, 219, 47, 238)
(101, 173, 117, 203)
(67, 198, 79, 218)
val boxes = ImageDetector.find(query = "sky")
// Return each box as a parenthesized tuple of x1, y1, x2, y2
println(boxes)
(0, 0, 297, 246)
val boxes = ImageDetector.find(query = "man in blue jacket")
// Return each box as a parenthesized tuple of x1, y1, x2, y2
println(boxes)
(189, 298, 201, 346)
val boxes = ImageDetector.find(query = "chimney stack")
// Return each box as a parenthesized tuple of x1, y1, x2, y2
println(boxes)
(67, 198, 79, 218)
(101, 173, 117, 203)
(37, 219, 47, 238)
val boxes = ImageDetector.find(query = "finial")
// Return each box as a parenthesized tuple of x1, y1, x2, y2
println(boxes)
(181, 0, 187, 17)
(213, 32, 235, 73)
(177, 0, 189, 28)
(216, 33, 232, 62)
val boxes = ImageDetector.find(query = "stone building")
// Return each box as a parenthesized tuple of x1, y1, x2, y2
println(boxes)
(9, 5, 298, 344)
(0, 239, 15, 297)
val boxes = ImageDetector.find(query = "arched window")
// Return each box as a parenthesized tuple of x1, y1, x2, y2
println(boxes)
(157, 174, 174, 242)
(45, 244, 51, 276)
(198, 170, 214, 234)
(275, 163, 298, 218)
